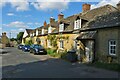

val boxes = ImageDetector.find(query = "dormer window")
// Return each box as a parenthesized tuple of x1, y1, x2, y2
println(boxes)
(42, 29, 44, 34)
(48, 26, 52, 33)
(30, 33, 32, 37)
(32, 33, 35, 36)
(74, 17, 81, 30)
(36, 29, 38, 36)
(59, 23, 64, 32)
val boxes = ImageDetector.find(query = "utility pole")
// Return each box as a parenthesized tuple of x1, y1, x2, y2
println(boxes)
(9, 32, 11, 39)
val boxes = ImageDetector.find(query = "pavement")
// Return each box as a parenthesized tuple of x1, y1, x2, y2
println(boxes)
(1, 47, 120, 78)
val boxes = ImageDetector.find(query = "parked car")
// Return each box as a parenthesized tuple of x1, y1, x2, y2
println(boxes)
(18, 44, 24, 50)
(22, 45, 31, 52)
(30, 44, 38, 53)
(30, 44, 47, 55)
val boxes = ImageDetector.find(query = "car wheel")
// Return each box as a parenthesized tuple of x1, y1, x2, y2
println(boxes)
(30, 49, 32, 53)
(33, 50, 36, 55)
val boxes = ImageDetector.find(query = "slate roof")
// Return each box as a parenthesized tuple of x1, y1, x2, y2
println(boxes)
(76, 31, 96, 40)
(82, 11, 120, 30)
(26, 29, 34, 34)
(81, 4, 118, 21)
(58, 4, 118, 33)
(27, 4, 119, 36)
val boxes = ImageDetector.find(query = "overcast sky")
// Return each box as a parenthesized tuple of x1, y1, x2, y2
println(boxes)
(1, 0, 119, 38)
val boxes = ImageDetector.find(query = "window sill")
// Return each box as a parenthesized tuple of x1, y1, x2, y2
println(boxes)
(107, 55, 117, 58)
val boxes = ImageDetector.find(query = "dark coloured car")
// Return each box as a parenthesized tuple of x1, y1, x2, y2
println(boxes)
(18, 44, 24, 50)
(30, 44, 47, 55)
(22, 45, 31, 52)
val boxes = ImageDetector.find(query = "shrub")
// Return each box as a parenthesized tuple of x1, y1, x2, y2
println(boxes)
(25, 40, 33, 45)
(47, 48, 56, 55)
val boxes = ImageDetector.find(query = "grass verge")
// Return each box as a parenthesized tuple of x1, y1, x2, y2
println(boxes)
(85, 62, 120, 72)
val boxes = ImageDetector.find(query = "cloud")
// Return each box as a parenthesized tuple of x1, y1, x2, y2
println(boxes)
(10, 0, 29, 11)
(4, 21, 29, 28)
(1, 0, 29, 11)
(7, 13, 15, 16)
(1, 0, 100, 11)
(91, 0, 120, 9)
(31, 2, 69, 11)
(18, 28, 25, 31)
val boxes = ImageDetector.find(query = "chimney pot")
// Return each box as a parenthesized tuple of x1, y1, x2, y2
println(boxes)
(82, 3, 91, 12)
(44, 21, 47, 27)
(50, 17, 55, 24)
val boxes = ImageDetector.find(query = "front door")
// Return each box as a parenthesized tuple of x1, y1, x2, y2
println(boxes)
(85, 40, 94, 62)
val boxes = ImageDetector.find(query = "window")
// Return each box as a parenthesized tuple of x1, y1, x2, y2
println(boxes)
(74, 41, 77, 49)
(48, 40, 51, 47)
(41, 40, 44, 46)
(42, 29, 44, 34)
(74, 19, 81, 30)
(109, 40, 116, 55)
(32, 33, 35, 36)
(36, 30, 38, 36)
(59, 23, 64, 32)
(60, 41, 64, 48)
(48, 26, 52, 33)
(30, 33, 32, 37)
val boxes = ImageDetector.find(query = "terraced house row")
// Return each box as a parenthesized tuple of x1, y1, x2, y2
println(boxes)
(22, 3, 120, 63)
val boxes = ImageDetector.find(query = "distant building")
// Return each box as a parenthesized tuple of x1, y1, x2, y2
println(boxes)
(1, 32, 10, 47)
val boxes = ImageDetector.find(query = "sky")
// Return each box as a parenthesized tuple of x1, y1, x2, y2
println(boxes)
(1, 0, 119, 38)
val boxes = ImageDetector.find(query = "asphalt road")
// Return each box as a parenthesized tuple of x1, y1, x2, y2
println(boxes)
(1, 47, 119, 78)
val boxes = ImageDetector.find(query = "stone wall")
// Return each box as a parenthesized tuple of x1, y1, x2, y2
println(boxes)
(95, 27, 119, 63)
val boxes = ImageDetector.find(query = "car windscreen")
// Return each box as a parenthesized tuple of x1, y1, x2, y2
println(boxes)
(25, 45, 30, 48)
(34, 45, 43, 49)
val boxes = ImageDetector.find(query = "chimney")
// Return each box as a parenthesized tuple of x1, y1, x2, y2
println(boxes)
(82, 3, 91, 12)
(2, 32, 6, 36)
(58, 12, 64, 22)
(117, 2, 120, 10)
(50, 17, 55, 24)
(44, 21, 47, 27)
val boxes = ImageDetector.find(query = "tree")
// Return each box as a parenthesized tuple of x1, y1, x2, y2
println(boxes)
(10, 38, 17, 41)
(17, 32, 24, 44)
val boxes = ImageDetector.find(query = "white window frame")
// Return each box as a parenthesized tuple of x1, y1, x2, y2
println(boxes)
(36, 29, 38, 36)
(32, 33, 35, 36)
(48, 26, 52, 33)
(42, 29, 44, 35)
(60, 41, 64, 49)
(109, 40, 116, 55)
(41, 40, 44, 46)
(74, 41, 77, 49)
(48, 40, 51, 47)
(74, 19, 81, 30)
(30, 33, 32, 37)
(59, 23, 64, 32)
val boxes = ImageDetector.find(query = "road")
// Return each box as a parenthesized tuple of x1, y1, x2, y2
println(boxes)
(1, 47, 119, 78)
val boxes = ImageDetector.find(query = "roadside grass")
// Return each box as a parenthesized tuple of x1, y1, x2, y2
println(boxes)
(85, 62, 120, 72)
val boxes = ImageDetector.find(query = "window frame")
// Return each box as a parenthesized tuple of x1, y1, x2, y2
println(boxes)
(48, 40, 51, 47)
(59, 23, 64, 32)
(48, 26, 52, 33)
(109, 40, 116, 56)
(41, 29, 44, 35)
(74, 18, 81, 30)
(60, 40, 64, 49)
(36, 29, 38, 36)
